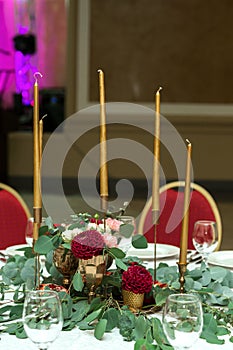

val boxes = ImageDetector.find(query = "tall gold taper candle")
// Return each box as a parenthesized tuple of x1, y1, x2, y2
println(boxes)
(39, 118, 43, 164)
(152, 87, 162, 282)
(38, 115, 46, 210)
(152, 87, 162, 224)
(98, 69, 108, 211)
(33, 72, 42, 241)
(179, 139, 192, 265)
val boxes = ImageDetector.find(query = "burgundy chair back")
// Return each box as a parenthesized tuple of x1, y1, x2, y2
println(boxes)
(0, 184, 31, 249)
(139, 182, 222, 250)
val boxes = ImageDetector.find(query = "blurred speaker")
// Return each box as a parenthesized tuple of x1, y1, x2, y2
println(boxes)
(13, 34, 36, 55)
(40, 88, 65, 132)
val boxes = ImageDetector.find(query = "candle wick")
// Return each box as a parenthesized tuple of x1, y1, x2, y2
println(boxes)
(186, 138, 191, 145)
(34, 71, 43, 83)
(97, 69, 103, 74)
(156, 86, 163, 94)
(41, 114, 47, 121)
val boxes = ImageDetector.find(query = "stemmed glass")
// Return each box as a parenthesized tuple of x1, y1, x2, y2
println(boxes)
(116, 215, 136, 253)
(25, 217, 46, 247)
(192, 220, 218, 265)
(22, 290, 63, 350)
(162, 293, 203, 349)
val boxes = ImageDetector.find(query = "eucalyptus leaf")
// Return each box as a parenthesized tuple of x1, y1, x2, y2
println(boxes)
(119, 223, 134, 238)
(217, 326, 230, 336)
(155, 288, 171, 306)
(102, 308, 119, 331)
(221, 286, 233, 299)
(193, 281, 203, 290)
(133, 315, 148, 340)
(20, 265, 35, 284)
(201, 331, 225, 345)
(2, 261, 18, 279)
(62, 242, 71, 250)
(151, 317, 171, 347)
(199, 270, 211, 286)
(132, 234, 148, 249)
(73, 271, 84, 292)
(34, 235, 54, 254)
(23, 247, 35, 259)
(108, 247, 126, 259)
(134, 339, 157, 349)
(115, 258, 127, 271)
(44, 216, 54, 229)
(71, 300, 90, 322)
(15, 323, 27, 338)
(89, 297, 104, 312)
(51, 234, 63, 249)
(210, 266, 227, 283)
(9, 304, 24, 320)
(118, 309, 136, 341)
(94, 318, 107, 340)
(78, 321, 95, 331)
(39, 225, 49, 235)
(3, 322, 19, 334)
(65, 223, 80, 230)
(85, 308, 102, 323)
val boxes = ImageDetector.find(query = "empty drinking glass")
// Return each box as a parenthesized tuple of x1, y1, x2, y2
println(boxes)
(162, 293, 203, 349)
(22, 290, 63, 350)
(192, 220, 218, 265)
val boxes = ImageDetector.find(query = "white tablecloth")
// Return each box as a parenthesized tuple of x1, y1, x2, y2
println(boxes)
(0, 252, 232, 350)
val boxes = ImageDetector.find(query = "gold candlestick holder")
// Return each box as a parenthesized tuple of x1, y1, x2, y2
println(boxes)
(177, 262, 187, 293)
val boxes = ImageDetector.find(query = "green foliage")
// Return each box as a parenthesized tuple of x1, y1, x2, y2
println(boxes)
(118, 306, 136, 341)
(119, 223, 134, 238)
(72, 271, 84, 292)
(132, 234, 148, 249)
(0, 246, 233, 347)
(94, 318, 107, 339)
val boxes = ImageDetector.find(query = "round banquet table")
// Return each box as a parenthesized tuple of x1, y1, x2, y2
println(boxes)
(0, 250, 232, 350)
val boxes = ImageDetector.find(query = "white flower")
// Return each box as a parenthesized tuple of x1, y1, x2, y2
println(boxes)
(62, 228, 81, 243)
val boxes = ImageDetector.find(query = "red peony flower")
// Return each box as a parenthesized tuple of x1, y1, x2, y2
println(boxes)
(71, 230, 105, 260)
(122, 265, 153, 294)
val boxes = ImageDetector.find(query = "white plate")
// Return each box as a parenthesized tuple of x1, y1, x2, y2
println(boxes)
(208, 251, 233, 269)
(5, 244, 30, 257)
(127, 243, 179, 260)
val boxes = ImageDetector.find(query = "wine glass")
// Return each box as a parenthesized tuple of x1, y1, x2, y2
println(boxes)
(116, 215, 136, 252)
(192, 220, 218, 264)
(22, 290, 63, 350)
(25, 217, 46, 247)
(162, 293, 203, 349)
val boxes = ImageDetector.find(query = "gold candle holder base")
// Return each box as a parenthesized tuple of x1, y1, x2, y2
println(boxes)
(177, 262, 187, 293)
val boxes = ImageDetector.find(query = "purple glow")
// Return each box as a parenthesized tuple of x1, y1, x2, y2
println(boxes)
(18, 25, 29, 35)
(15, 50, 37, 105)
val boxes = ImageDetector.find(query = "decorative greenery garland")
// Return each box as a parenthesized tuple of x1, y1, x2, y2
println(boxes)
(0, 216, 233, 348)
(0, 249, 233, 349)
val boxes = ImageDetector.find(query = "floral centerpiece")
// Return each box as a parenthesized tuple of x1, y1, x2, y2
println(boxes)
(31, 213, 147, 298)
(32, 213, 146, 257)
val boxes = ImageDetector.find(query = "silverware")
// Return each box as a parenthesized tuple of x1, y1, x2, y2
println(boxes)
(187, 250, 203, 264)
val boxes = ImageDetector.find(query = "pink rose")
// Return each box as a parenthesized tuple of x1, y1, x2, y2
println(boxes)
(103, 233, 118, 248)
(106, 218, 122, 231)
